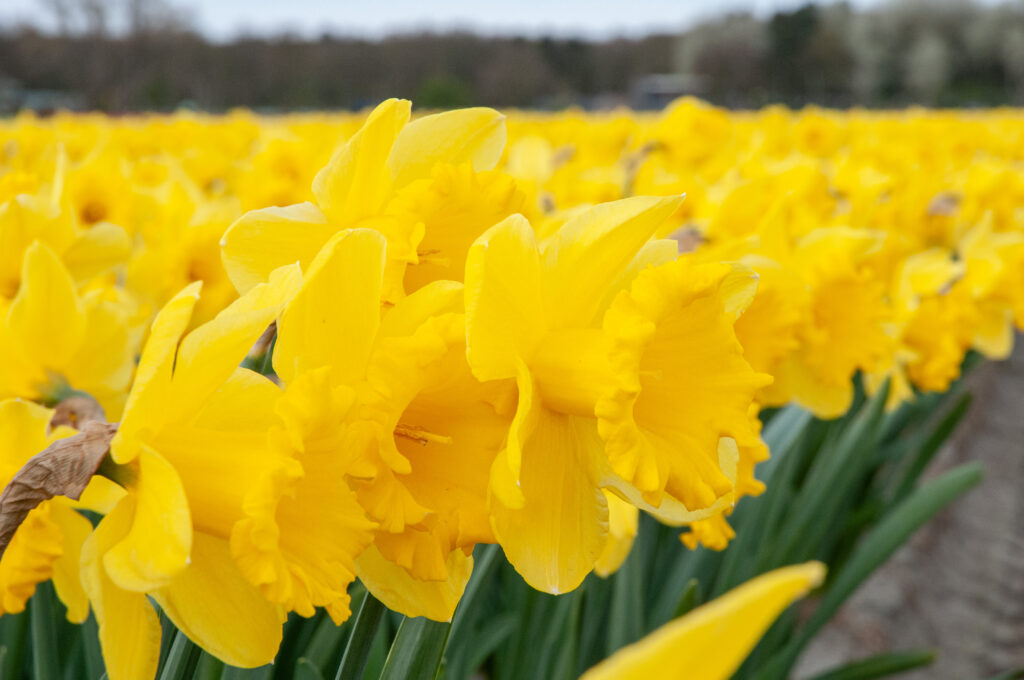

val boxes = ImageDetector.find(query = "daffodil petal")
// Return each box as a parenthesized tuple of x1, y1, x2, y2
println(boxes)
(113, 282, 201, 463)
(61, 222, 131, 282)
(153, 532, 284, 668)
(221, 202, 336, 294)
(388, 107, 506, 189)
(49, 500, 93, 623)
(191, 368, 281, 431)
(464, 214, 546, 382)
(542, 195, 684, 328)
(81, 499, 162, 680)
(593, 490, 638, 578)
(489, 407, 608, 595)
(973, 304, 1014, 359)
(104, 447, 192, 591)
(66, 296, 133, 399)
(274, 229, 387, 384)
(166, 264, 300, 425)
(312, 99, 411, 224)
(7, 241, 85, 370)
(0, 502, 62, 616)
(0, 398, 53, 473)
(378, 279, 463, 339)
(580, 562, 825, 680)
(357, 544, 473, 622)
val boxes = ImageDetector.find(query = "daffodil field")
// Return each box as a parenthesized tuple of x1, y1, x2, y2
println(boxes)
(0, 97, 1021, 680)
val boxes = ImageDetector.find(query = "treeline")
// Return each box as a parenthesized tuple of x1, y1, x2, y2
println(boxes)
(2, 0, 1024, 111)
(0, 29, 674, 111)
(682, 0, 1024, 108)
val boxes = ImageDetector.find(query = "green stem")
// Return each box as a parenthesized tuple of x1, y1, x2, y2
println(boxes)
(29, 582, 59, 680)
(335, 593, 386, 680)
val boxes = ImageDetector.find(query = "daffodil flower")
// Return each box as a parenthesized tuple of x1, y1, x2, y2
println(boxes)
(82, 263, 377, 679)
(221, 99, 509, 302)
(271, 228, 512, 621)
(0, 241, 135, 416)
(0, 165, 130, 299)
(465, 195, 769, 593)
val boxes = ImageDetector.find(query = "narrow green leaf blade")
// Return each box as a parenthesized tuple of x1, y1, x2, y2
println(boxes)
(295, 657, 327, 680)
(157, 632, 202, 680)
(982, 669, 1024, 680)
(30, 582, 60, 680)
(378, 617, 451, 680)
(334, 593, 387, 680)
(805, 650, 935, 680)
(672, 579, 701, 619)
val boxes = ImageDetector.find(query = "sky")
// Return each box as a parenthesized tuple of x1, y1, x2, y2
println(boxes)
(0, 0, 884, 40)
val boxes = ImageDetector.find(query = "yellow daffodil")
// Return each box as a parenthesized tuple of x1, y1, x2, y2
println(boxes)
(0, 192, 130, 299)
(465, 195, 768, 593)
(221, 100, 509, 302)
(83, 263, 378, 679)
(271, 227, 510, 621)
(0, 241, 135, 416)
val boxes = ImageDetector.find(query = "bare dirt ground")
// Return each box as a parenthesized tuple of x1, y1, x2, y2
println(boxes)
(797, 338, 1024, 679)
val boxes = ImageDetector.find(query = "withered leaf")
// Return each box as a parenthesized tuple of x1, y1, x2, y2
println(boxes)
(49, 396, 106, 431)
(0, 421, 117, 558)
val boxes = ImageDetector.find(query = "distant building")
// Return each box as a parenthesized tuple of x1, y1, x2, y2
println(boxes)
(0, 76, 85, 114)
(631, 73, 706, 110)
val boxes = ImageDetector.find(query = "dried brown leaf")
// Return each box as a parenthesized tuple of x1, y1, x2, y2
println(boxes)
(0, 421, 117, 557)
(49, 396, 106, 431)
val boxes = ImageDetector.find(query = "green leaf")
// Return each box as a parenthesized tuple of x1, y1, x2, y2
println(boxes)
(448, 545, 500, 647)
(714, 407, 820, 594)
(79, 614, 104, 679)
(752, 405, 814, 482)
(550, 591, 583, 680)
(885, 392, 971, 503)
(768, 381, 891, 567)
(606, 544, 644, 653)
(378, 617, 452, 680)
(444, 545, 503, 680)
(361, 614, 392, 680)
(220, 665, 273, 679)
(672, 579, 701, 619)
(156, 631, 202, 680)
(192, 653, 224, 680)
(805, 650, 935, 680)
(295, 657, 326, 680)
(158, 612, 178, 669)
(0, 610, 29, 680)
(576, 574, 614, 676)
(30, 582, 60, 680)
(982, 670, 1024, 680)
(754, 462, 983, 680)
(301, 587, 364, 676)
(334, 593, 387, 680)
(461, 613, 517, 677)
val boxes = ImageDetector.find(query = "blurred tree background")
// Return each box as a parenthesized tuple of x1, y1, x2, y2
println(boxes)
(2, 0, 1024, 111)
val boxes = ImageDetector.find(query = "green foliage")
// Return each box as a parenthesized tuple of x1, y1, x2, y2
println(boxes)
(805, 651, 936, 680)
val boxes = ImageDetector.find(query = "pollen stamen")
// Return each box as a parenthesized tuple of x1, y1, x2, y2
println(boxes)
(394, 424, 453, 446)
